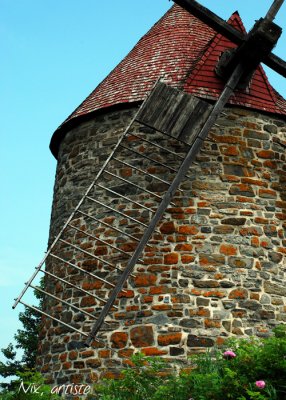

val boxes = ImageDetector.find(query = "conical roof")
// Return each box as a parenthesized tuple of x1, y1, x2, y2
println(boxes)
(50, 4, 286, 158)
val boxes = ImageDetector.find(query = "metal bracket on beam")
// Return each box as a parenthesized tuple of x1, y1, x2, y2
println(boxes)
(216, 18, 282, 85)
(173, 0, 286, 78)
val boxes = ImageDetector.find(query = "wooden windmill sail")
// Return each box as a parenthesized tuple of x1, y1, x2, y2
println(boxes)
(13, 0, 286, 349)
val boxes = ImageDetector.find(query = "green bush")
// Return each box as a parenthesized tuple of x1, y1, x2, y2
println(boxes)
(1, 326, 285, 399)
(92, 353, 170, 400)
(93, 325, 286, 400)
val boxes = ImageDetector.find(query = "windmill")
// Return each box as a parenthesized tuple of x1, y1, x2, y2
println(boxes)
(13, 0, 286, 383)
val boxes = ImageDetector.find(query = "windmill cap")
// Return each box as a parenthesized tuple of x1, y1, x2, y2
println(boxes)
(50, 4, 286, 159)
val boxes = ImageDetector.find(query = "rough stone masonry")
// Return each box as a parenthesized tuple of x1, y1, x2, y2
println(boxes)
(37, 105, 286, 386)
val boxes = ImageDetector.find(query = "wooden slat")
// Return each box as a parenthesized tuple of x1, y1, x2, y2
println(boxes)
(179, 100, 212, 142)
(136, 82, 181, 129)
(136, 82, 212, 144)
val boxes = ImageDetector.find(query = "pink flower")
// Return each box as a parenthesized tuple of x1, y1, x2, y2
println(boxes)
(255, 380, 266, 389)
(223, 350, 236, 359)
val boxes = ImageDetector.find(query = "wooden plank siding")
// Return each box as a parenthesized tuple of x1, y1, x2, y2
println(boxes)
(136, 81, 212, 144)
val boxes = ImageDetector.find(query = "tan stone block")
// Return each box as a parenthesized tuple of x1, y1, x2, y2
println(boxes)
(130, 326, 154, 348)
(158, 333, 182, 346)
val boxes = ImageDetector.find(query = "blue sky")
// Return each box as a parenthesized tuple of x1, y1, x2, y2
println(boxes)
(1, 0, 285, 369)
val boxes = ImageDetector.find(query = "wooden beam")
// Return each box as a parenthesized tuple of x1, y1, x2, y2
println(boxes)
(265, 53, 286, 78)
(173, 0, 245, 45)
(265, 0, 285, 21)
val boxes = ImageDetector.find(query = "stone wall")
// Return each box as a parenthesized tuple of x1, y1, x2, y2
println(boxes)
(37, 105, 286, 388)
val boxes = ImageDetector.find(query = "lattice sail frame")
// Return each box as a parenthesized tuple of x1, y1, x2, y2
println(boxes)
(13, 80, 216, 346)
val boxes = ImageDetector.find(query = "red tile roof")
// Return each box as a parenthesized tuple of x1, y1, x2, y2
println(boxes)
(50, 4, 286, 157)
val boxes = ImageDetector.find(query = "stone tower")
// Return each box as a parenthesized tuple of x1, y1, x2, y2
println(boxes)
(37, 4, 286, 386)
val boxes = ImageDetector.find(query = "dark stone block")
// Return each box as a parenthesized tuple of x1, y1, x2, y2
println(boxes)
(187, 335, 214, 347)
(179, 279, 189, 288)
(241, 147, 254, 159)
(232, 319, 242, 327)
(222, 218, 246, 226)
(74, 313, 86, 322)
(201, 226, 212, 233)
(224, 164, 245, 177)
(269, 252, 283, 263)
(220, 281, 235, 288)
(147, 314, 170, 325)
(259, 310, 275, 320)
(244, 130, 270, 140)
(222, 300, 236, 309)
(62, 311, 73, 324)
(193, 279, 219, 288)
(110, 183, 138, 196)
(229, 184, 255, 197)
(74, 361, 85, 369)
(198, 208, 211, 215)
(42, 342, 50, 354)
(247, 138, 261, 148)
(170, 347, 185, 356)
(51, 343, 66, 353)
(264, 225, 277, 237)
(265, 282, 286, 296)
(239, 300, 262, 311)
(67, 341, 86, 351)
(261, 261, 276, 270)
(56, 376, 69, 385)
(222, 321, 231, 332)
(197, 297, 210, 306)
(264, 124, 277, 134)
(86, 358, 101, 368)
(180, 319, 201, 328)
